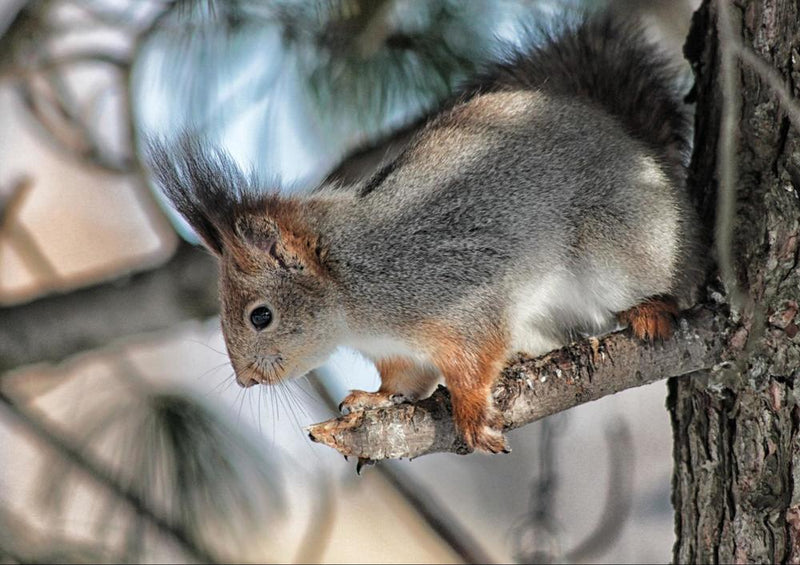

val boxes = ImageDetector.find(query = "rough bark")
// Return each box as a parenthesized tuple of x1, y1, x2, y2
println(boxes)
(308, 307, 727, 460)
(670, 1, 800, 563)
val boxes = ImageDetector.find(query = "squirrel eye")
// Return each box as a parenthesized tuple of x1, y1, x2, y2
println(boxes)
(249, 306, 273, 331)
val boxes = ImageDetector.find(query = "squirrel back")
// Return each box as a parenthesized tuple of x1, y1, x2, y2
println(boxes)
(354, 13, 703, 303)
(467, 14, 692, 181)
(355, 14, 692, 196)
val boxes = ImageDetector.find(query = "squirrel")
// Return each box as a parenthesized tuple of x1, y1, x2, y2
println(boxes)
(147, 14, 706, 453)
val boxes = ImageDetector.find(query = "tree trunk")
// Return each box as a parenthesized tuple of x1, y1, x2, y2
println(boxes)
(670, 0, 800, 562)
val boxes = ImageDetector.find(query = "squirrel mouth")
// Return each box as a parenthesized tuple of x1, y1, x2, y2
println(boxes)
(235, 355, 285, 387)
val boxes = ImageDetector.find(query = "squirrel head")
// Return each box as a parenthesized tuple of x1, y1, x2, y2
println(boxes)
(146, 136, 344, 386)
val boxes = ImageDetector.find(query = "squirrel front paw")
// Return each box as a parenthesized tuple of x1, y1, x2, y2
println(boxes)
(338, 390, 408, 414)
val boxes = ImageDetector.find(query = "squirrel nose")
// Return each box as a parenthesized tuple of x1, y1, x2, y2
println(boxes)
(235, 374, 259, 388)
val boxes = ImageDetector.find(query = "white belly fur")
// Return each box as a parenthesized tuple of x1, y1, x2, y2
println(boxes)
(345, 268, 635, 364)
(508, 270, 630, 356)
(343, 332, 430, 364)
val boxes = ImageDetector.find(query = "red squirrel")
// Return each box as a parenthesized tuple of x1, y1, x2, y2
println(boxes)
(147, 15, 705, 453)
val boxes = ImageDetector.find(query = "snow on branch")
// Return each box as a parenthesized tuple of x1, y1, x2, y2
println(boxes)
(307, 307, 727, 461)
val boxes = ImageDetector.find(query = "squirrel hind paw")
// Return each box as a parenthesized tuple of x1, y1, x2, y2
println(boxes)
(617, 297, 679, 342)
(461, 421, 510, 454)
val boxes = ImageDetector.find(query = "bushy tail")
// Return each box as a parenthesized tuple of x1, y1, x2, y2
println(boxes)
(478, 14, 692, 176)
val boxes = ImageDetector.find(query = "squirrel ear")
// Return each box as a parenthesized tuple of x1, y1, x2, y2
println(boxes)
(233, 216, 306, 271)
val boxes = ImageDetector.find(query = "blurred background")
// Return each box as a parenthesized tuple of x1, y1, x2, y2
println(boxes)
(0, 0, 698, 562)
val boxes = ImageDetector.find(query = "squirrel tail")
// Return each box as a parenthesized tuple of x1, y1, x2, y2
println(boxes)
(478, 14, 692, 177)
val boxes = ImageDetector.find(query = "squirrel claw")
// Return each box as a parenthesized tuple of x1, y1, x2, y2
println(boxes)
(356, 457, 375, 475)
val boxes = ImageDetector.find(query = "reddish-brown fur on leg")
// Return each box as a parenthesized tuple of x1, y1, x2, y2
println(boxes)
(618, 296, 678, 341)
(376, 357, 432, 398)
(425, 325, 509, 453)
(375, 357, 415, 383)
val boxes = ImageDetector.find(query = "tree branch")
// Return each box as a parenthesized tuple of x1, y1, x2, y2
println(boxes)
(0, 242, 218, 373)
(307, 307, 728, 460)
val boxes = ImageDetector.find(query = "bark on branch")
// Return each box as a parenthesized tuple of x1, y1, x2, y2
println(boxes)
(307, 307, 728, 460)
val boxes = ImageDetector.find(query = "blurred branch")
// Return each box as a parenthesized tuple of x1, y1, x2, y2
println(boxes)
(308, 307, 728, 460)
(0, 1, 39, 78)
(0, 176, 32, 226)
(13, 53, 135, 174)
(0, 177, 63, 285)
(0, 389, 219, 564)
(0, 0, 168, 174)
(1, 51, 131, 81)
(511, 416, 635, 564)
(511, 415, 566, 563)
(292, 479, 336, 563)
(0, 505, 117, 563)
(0, 241, 218, 373)
(714, 0, 743, 309)
(377, 463, 498, 564)
(733, 37, 800, 130)
(564, 419, 634, 562)
(322, 0, 395, 57)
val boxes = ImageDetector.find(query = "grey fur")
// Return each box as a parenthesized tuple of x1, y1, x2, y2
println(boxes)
(325, 88, 702, 348)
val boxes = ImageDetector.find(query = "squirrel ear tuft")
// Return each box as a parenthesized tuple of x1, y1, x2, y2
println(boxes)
(143, 135, 253, 258)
